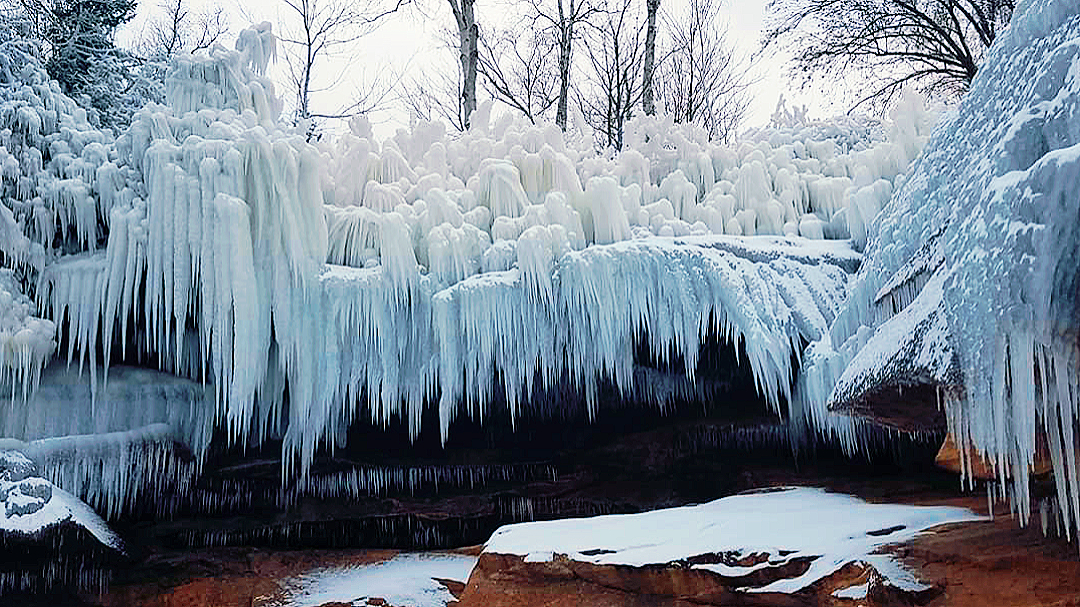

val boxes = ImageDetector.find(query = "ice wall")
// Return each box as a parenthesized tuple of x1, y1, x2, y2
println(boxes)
(0, 20, 940, 513)
(799, 0, 1080, 538)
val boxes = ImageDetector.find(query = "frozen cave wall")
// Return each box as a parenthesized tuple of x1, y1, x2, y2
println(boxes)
(0, 18, 943, 528)
(799, 0, 1080, 538)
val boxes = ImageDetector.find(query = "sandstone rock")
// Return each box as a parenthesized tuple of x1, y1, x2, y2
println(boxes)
(457, 552, 944, 607)
(935, 433, 1053, 480)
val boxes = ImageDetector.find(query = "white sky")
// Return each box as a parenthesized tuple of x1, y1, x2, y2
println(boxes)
(119, 0, 843, 140)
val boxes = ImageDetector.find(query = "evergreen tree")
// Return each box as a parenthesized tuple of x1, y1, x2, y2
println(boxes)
(11, 0, 140, 128)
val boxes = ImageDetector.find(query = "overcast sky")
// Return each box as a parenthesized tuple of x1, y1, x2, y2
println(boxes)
(120, 0, 843, 140)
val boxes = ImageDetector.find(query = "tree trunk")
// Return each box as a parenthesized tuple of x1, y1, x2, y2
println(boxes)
(641, 0, 660, 115)
(453, 0, 479, 129)
(556, 22, 572, 130)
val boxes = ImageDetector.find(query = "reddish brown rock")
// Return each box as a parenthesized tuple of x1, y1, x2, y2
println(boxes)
(455, 551, 942, 607)
(935, 432, 1053, 480)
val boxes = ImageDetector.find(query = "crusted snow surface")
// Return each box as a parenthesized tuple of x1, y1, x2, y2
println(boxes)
(281, 552, 476, 607)
(484, 486, 981, 594)
(798, 0, 1080, 538)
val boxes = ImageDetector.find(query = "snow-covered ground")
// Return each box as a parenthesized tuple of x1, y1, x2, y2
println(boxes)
(485, 486, 983, 595)
(279, 552, 476, 607)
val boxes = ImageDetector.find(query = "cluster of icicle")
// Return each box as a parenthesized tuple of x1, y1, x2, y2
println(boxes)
(0, 270, 53, 401)
(797, 0, 1080, 542)
(2, 19, 940, 507)
(0, 28, 124, 402)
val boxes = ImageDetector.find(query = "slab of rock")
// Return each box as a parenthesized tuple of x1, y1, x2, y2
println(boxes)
(458, 552, 944, 607)
(458, 487, 982, 607)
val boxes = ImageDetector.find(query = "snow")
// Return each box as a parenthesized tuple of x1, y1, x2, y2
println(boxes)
(833, 581, 869, 599)
(280, 553, 476, 607)
(484, 486, 982, 594)
(830, 266, 958, 410)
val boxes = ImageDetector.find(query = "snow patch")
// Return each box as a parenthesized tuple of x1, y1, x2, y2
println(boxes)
(281, 553, 476, 607)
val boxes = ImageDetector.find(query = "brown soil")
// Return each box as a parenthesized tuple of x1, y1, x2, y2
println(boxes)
(91, 548, 402, 607)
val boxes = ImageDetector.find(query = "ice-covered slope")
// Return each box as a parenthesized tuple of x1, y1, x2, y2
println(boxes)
(799, 0, 1080, 538)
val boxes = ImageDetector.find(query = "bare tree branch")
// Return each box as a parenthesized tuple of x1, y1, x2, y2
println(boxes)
(477, 25, 558, 123)
(655, 0, 751, 142)
(579, 0, 646, 149)
(517, 0, 601, 130)
(276, 0, 412, 128)
(761, 0, 1015, 109)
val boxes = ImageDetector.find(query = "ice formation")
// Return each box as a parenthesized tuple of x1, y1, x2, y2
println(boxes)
(0, 16, 943, 524)
(0, 270, 53, 401)
(484, 486, 982, 594)
(797, 0, 1080, 540)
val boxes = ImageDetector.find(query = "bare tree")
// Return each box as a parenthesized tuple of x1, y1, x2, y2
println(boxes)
(655, 0, 750, 142)
(763, 0, 1015, 108)
(277, 0, 410, 124)
(580, 0, 646, 149)
(640, 0, 659, 115)
(133, 0, 228, 95)
(519, 0, 600, 130)
(138, 0, 227, 60)
(400, 51, 470, 131)
(477, 26, 558, 124)
(447, 0, 479, 128)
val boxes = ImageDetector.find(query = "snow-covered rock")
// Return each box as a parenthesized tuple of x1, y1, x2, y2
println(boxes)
(798, 0, 1080, 539)
(0, 449, 124, 594)
(475, 487, 980, 600)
